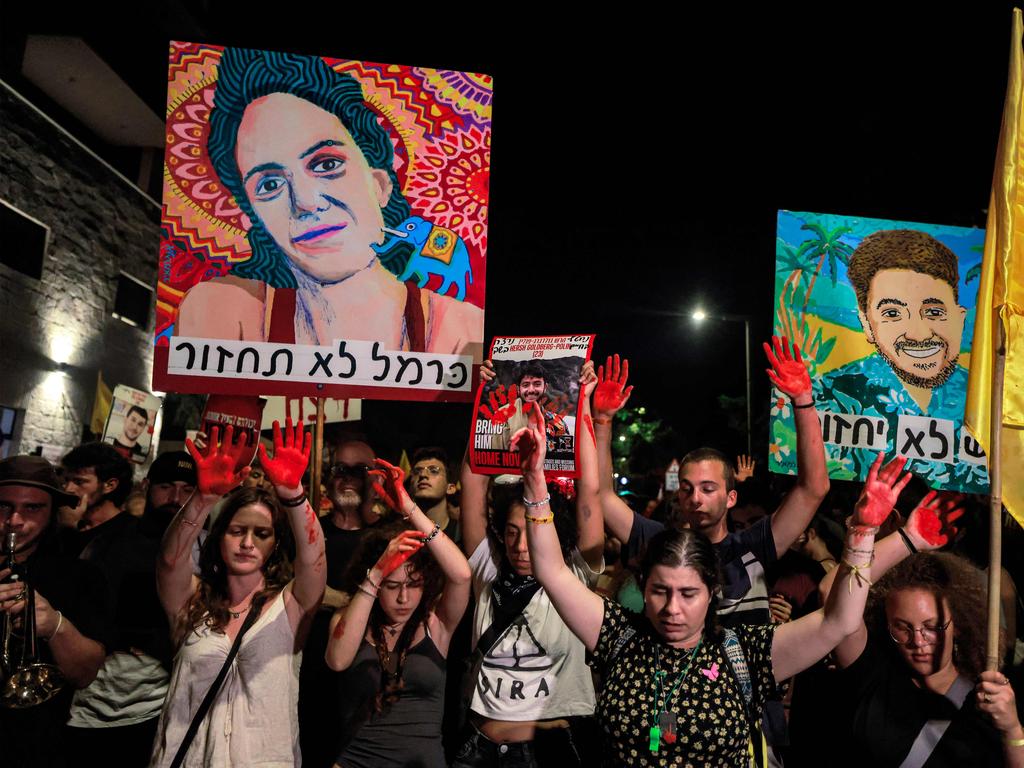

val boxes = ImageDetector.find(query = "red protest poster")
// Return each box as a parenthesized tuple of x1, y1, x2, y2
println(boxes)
(469, 335, 595, 478)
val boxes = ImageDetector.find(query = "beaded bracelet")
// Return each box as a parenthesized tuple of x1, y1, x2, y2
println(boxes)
(280, 493, 308, 508)
(523, 494, 551, 508)
(897, 527, 919, 554)
(421, 523, 442, 544)
(525, 512, 555, 524)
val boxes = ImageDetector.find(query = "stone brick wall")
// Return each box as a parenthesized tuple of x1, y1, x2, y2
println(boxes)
(0, 82, 160, 460)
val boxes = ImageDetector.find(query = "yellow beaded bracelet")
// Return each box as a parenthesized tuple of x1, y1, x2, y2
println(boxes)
(525, 512, 555, 524)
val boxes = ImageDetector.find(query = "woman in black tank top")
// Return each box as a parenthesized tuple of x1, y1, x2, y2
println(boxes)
(326, 459, 472, 768)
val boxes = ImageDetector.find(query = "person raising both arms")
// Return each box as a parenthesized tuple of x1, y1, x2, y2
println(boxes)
(452, 360, 603, 767)
(596, 337, 830, 628)
(818, 488, 1024, 767)
(324, 458, 471, 768)
(150, 420, 326, 767)
(518, 397, 901, 766)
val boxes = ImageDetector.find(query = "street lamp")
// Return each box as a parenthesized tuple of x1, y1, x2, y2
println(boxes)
(690, 308, 752, 456)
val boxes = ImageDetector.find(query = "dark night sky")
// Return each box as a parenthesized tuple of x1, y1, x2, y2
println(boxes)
(3, 3, 1018, 462)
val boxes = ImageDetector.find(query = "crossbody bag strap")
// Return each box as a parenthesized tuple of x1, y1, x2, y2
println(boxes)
(168, 604, 262, 768)
(897, 675, 974, 768)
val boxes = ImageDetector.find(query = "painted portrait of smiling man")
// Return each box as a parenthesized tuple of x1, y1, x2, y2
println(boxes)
(849, 230, 967, 398)
(770, 211, 989, 495)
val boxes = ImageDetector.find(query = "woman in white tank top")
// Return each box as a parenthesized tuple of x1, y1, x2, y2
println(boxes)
(151, 420, 326, 767)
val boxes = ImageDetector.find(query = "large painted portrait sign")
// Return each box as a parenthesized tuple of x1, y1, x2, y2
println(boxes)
(770, 210, 990, 493)
(154, 42, 490, 401)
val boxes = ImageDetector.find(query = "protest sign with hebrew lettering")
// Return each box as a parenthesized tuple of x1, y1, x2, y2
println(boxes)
(770, 210, 989, 493)
(154, 42, 490, 401)
(470, 335, 594, 478)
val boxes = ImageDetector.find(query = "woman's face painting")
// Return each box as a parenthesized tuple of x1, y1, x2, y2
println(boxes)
(235, 92, 393, 283)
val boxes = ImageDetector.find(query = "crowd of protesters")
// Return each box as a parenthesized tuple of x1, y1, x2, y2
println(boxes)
(1, 337, 1023, 767)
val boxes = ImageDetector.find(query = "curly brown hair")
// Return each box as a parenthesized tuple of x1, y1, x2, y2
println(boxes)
(867, 552, 1000, 678)
(847, 229, 960, 313)
(183, 487, 295, 638)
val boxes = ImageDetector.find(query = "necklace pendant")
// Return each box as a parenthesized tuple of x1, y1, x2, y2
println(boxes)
(648, 725, 661, 754)
(658, 712, 678, 744)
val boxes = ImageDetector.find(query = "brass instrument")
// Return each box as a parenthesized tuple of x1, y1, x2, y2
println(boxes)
(1, 530, 64, 708)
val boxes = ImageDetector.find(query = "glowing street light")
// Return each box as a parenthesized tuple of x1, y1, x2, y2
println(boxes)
(689, 307, 753, 456)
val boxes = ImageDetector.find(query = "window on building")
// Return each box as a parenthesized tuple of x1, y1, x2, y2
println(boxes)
(112, 272, 152, 328)
(0, 407, 20, 459)
(0, 199, 49, 280)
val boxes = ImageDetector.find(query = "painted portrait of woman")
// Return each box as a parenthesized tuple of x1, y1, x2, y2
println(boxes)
(174, 48, 483, 361)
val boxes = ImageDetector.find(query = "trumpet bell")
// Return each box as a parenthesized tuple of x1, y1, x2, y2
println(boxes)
(1, 662, 65, 708)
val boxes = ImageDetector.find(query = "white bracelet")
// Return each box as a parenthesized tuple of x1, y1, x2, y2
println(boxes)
(47, 610, 64, 641)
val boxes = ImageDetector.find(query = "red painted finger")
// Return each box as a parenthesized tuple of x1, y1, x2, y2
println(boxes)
(792, 342, 804, 365)
(763, 342, 781, 371)
(185, 437, 201, 463)
(488, 390, 500, 411)
(620, 358, 630, 385)
(597, 364, 605, 382)
(773, 335, 786, 363)
(612, 353, 621, 382)
(766, 370, 784, 390)
(271, 420, 283, 455)
(946, 508, 965, 524)
(866, 452, 885, 483)
(209, 426, 221, 454)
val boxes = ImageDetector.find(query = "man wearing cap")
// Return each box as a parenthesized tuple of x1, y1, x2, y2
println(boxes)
(0, 455, 108, 768)
(64, 450, 196, 766)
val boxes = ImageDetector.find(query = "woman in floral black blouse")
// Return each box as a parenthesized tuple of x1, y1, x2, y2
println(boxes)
(511, 400, 927, 767)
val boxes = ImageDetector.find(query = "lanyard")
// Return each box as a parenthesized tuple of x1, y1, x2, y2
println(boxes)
(649, 635, 702, 754)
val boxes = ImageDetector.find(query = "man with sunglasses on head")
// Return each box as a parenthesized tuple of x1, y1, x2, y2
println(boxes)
(300, 437, 380, 768)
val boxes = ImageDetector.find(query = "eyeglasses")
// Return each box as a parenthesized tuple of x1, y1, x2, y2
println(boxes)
(412, 465, 444, 477)
(888, 618, 953, 644)
(328, 464, 370, 480)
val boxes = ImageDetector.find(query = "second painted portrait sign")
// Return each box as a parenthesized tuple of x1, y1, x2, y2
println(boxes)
(770, 210, 989, 493)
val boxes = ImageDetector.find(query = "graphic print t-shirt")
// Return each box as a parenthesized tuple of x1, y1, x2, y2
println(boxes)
(468, 539, 599, 721)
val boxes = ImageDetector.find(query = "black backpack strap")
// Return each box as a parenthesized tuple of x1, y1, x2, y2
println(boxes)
(168, 604, 262, 768)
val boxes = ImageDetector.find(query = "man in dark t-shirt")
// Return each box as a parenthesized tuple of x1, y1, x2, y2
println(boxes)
(0, 455, 109, 768)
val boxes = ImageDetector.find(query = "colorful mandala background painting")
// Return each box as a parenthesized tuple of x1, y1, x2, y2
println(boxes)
(157, 42, 491, 347)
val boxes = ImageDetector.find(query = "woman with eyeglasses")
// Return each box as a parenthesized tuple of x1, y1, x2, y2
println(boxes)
(324, 459, 471, 768)
(820, 491, 1024, 767)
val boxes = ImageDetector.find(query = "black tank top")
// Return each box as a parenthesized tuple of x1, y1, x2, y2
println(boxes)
(336, 632, 447, 768)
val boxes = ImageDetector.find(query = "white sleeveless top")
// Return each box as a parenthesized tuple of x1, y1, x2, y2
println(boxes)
(149, 589, 301, 767)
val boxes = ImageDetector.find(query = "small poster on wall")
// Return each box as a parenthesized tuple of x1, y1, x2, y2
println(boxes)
(102, 385, 161, 464)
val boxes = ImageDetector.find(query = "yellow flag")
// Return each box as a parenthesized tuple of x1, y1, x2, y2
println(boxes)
(965, 9, 1024, 525)
(89, 371, 113, 436)
(398, 449, 412, 477)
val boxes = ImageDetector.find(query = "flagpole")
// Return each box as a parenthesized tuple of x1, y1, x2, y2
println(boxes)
(986, 317, 1006, 671)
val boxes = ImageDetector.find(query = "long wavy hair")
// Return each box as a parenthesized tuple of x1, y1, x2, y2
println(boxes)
(207, 47, 413, 287)
(184, 487, 294, 637)
(868, 552, 996, 679)
(340, 521, 444, 715)
(639, 528, 723, 641)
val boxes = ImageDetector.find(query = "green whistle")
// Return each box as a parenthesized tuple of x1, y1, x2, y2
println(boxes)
(648, 725, 661, 754)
